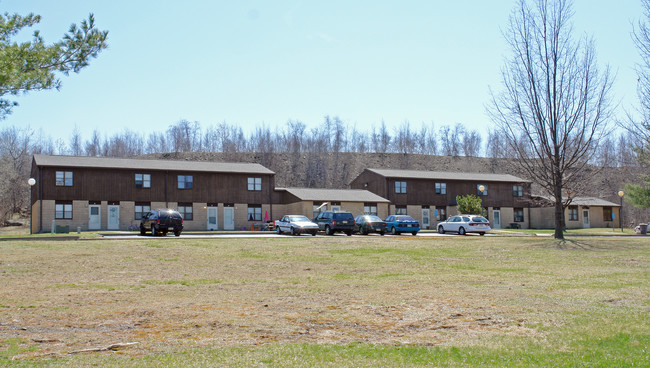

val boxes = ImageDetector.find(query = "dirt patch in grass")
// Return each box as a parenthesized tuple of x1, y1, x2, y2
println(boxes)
(1, 236, 648, 360)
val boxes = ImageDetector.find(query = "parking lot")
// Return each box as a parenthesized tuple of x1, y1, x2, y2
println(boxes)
(101, 231, 496, 239)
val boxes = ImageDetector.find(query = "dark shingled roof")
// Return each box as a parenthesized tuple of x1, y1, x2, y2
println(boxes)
(277, 187, 390, 203)
(365, 168, 529, 183)
(33, 154, 275, 175)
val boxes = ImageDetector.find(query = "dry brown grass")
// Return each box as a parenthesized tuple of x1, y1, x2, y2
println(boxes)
(1, 236, 648, 360)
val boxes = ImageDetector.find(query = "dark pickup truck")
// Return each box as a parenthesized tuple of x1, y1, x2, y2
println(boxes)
(140, 209, 184, 236)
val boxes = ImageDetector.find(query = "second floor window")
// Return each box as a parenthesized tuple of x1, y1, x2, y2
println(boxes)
(56, 171, 73, 186)
(395, 181, 407, 194)
(435, 182, 446, 195)
(248, 177, 262, 191)
(513, 185, 523, 197)
(178, 175, 193, 189)
(135, 174, 151, 188)
(477, 184, 488, 196)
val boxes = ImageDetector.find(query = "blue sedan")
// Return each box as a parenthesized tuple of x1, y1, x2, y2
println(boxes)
(384, 215, 420, 235)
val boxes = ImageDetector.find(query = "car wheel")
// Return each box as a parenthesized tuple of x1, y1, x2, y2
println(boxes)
(379, 231, 385, 236)
(391, 227, 397, 235)
(311, 231, 317, 236)
(412, 231, 418, 236)
(162, 230, 168, 236)
(346, 231, 352, 236)
(151, 225, 157, 236)
(325, 225, 333, 236)
(290, 227, 296, 236)
(438, 226, 445, 234)
(140, 225, 146, 236)
(479, 232, 485, 236)
(360, 228, 367, 235)
(174, 230, 181, 237)
(277, 227, 282, 235)
(459, 227, 466, 236)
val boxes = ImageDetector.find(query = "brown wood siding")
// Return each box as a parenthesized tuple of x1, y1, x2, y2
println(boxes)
(36, 167, 273, 204)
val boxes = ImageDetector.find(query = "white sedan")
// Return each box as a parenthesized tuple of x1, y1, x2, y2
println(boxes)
(276, 215, 319, 236)
(437, 215, 491, 236)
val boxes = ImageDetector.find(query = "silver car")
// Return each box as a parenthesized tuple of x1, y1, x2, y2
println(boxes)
(437, 215, 491, 236)
(276, 215, 319, 236)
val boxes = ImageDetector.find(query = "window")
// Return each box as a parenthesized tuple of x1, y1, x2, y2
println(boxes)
(248, 177, 262, 191)
(435, 182, 446, 195)
(364, 203, 378, 215)
(396, 206, 407, 215)
(135, 202, 151, 220)
(513, 185, 523, 197)
(248, 205, 262, 221)
(178, 203, 193, 220)
(55, 171, 73, 186)
(395, 181, 407, 194)
(603, 207, 613, 222)
(135, 173, 151, 188)
(313, 205, 321, 220)
(55, 201, 73, 219)
(178, 175, 193, 189)
(477, 184, 488, 196)
(436, 207, 447, 221)
(568, 206, 579, 221)
(514, 208, 524, 222)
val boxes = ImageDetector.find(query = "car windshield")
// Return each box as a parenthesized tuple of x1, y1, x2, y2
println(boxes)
(289, 215, 310, 222)
(471, 216, 489, 223)
(333, 213, 353, 220)
(364, 216, 383, 222)
(396, 216, 415, 222)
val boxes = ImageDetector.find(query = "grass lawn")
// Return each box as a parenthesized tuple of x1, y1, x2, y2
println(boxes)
(0, 236, 648, 367)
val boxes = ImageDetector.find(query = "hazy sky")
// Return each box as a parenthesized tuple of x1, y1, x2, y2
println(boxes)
(1, 1, 644, 143)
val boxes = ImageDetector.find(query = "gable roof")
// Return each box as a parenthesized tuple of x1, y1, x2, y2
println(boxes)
(364, 168, 529, 183)
(533, 195, 620, 207)
(277, 187, 390, 203)
(32, 154, 275, 175)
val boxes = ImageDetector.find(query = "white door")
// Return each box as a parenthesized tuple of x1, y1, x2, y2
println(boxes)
(207, 206, 218, 230)
(422, 208, 430, 229)
(493, 210, 501, 229)
(88, 205, 101, 230)
(583, 209, 590, 228)
(224, 207, 235, 230)
(107, 205, 120, 230)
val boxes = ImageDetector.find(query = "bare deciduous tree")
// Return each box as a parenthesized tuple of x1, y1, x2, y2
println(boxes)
(489, 0, 613, 239)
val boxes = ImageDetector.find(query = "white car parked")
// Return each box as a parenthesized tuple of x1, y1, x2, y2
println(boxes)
(276, 215, 319, 236)
(437, 215, 491, 236)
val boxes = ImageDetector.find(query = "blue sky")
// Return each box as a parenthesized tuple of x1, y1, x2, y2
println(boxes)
(1, 0, 644, 143)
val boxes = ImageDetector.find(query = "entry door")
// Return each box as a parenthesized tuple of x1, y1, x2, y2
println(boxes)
(583, 209, 590, 228)
(88, 205, 101, 230)
(107, 205, 120, 230)
(223, 207, 235, 230)
(493, 210, 501, 229)
(207, 206, 218, 230)
(422, 208, 430, 229)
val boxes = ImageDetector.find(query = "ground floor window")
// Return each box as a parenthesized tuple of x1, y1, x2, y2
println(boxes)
(55, 201, 73, 219)
(568, 206, 578, 221)
(514, 208, 524, 222)
(364, 203, 378, 215)
(436, 207, 447, 221)
(248, 205, 262, 221)
(395, 206, 407, 215)
(178, 203, 193, 221)
(603, 207, 613, 222)
(135, 202, 151, 220)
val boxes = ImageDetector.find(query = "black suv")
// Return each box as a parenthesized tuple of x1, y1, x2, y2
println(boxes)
(313, 211, 355, 236)
(140, 209, 184, 236)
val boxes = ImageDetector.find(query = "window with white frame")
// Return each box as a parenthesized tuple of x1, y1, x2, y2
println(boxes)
(135, 203, 151, 219)
(364, 203, 378, 215)
(248, 177, 262, 191)
(55, 171, 73, 186)
(435, 182, 446, 195)
(55, 201, 73, 219)
(178, 175, 193, 189)
(178, 203, 193, 220)
(135, 173, 151, 188)
(248, 205, 262, 221)
(395, 181, 407, 194)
